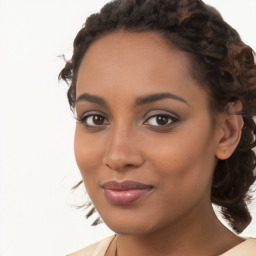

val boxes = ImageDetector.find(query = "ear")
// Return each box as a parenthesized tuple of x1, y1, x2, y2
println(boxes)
(215, 101, 244, 160)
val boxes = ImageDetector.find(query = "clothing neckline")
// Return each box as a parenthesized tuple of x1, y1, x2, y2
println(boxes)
(220, 238, 256, 256)
(105, 236, 256, 256)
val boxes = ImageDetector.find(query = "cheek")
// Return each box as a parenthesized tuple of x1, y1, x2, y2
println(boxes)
(74, 127, 104, 182)
(145, 122, 216, 194)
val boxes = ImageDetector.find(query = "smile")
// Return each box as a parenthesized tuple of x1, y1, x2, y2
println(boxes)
(102, 180, 154, 205)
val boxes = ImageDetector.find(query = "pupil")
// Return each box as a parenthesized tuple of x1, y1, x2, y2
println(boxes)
(157, 116, 168, 125)
(93, 115, 104, 125)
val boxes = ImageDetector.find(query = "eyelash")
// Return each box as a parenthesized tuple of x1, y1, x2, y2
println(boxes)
(76, 111, 179, 131)
(144, 113, 179, 128)
(75, 112, 109, 129)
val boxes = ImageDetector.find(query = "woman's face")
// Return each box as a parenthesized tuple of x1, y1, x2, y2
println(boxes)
(74, 31, 221, 235)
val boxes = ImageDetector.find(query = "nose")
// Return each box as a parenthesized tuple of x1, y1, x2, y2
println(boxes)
(104, 125, 144, 172)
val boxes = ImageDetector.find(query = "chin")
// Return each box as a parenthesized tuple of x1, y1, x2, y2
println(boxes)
(98, 208, 167, 236)
(106, 221, 156, 236)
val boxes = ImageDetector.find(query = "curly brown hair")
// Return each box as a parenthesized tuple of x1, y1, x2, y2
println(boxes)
(59, 0, 256, 233)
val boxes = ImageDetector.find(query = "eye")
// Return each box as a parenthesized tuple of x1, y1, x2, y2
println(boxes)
(144, 113, 178, 127)
(77, 113, 109, 127)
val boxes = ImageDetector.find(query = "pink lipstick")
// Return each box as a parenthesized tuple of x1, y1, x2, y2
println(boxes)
(102, 180, 153, 205)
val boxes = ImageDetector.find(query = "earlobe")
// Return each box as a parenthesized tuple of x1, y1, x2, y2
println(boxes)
(215, 101, 244, 160)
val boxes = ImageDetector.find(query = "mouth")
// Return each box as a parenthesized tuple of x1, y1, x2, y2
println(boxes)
(102, 180, 154, 205)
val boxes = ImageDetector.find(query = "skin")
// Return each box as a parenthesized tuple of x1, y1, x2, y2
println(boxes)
(74, 31, 243, 256)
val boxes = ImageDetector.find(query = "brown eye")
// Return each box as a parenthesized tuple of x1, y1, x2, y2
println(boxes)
(144, 113, 179, 127)
(156, 115, 169, 125)
(92, 115, 105, 125)
(79, 114, 109, 127)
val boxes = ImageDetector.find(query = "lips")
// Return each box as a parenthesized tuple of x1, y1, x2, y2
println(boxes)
(102, 180, 153, 205)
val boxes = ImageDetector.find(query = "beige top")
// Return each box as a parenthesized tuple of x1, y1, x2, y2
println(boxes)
(67, 235, 256, 256)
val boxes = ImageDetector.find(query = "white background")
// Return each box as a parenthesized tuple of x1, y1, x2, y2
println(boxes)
(0, 1, 255, 255)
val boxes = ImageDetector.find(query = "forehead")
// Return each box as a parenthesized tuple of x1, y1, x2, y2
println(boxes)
(76, 31, 192, 93)
(75, 30, 212, 117)
(81, 30, 183, 62)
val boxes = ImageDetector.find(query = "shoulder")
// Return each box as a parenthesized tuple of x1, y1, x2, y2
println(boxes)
(220, 238, 256, 256)
(66, 235, 116, 256)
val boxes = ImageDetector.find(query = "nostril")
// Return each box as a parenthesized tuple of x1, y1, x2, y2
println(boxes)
(103, 143, 145, 171)
(105, 162, 139, 171)
(106, 163, 112, 169)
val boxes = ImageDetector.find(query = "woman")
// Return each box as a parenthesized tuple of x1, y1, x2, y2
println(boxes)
(59, 0, 256, 255)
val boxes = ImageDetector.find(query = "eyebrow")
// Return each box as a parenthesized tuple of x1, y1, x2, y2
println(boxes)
(75, 93, 107, 106)
(75, 92, 188, 106)
(135, 92, 188, 106)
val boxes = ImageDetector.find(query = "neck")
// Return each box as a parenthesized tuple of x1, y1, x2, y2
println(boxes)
(115, 205, 242, 256)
